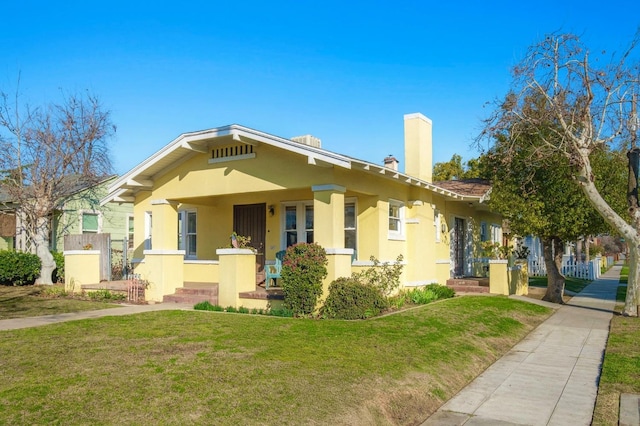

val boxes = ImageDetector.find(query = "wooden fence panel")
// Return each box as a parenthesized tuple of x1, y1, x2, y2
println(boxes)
(64, 233, 111, 281)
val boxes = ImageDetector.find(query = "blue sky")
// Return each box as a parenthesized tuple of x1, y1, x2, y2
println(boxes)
(2, 1, 638, 176)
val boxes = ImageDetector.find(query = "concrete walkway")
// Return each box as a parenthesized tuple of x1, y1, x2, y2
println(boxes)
(0, 303, 193, 331)
(423, 264, 621, 426)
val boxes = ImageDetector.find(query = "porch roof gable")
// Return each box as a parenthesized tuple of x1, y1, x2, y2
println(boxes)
(102, 124, 489, 205)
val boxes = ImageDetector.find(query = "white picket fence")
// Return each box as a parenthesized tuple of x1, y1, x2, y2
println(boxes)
(528, 257, 602, 280)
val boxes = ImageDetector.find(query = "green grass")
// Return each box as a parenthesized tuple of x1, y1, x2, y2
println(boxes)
(619, 265, 629, 284)
(528, 276, 592, 293)
(0, 285, 117, 320)
(592, 313, 640, 425)
(0, 296, 551, 425)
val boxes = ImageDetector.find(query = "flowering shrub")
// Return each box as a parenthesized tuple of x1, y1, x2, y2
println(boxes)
(281, 243, 327, 315)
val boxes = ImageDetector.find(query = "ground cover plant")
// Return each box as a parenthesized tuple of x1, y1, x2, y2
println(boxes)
(592, 267, 640, 425)
(0, 296, 550, 425)
(0, 285, 118, 320)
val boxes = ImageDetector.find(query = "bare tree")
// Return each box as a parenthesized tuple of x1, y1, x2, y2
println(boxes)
(0, 85, 115, 284)
(481, 32, 640, 315)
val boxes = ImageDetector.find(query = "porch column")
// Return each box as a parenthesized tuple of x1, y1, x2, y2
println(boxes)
(489, 259, 509, 295)
(312, 185, 353, 300)
(143, 199, 184, 302)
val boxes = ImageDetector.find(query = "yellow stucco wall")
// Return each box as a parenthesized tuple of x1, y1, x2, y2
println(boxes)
(64, 250, 101, 291)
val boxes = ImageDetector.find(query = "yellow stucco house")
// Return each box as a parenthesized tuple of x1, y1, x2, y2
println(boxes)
(100, 113, 503, 307)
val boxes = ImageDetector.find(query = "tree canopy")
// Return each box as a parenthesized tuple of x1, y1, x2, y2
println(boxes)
(480, 31, 640, 313)
(0, 86, 115, 284)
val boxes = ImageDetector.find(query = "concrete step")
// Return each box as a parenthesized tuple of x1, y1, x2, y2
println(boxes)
(163, 293, 219, 305)
(447, 278, 489, 287)
(447, 284, 490, 294)
(175, 287, 218, 296)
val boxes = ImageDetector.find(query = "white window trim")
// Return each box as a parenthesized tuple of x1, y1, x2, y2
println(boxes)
(434, 209, 441, 243)
(79, 210, 102, 234)
(125, 213, 134, 249)
(491, 223, 501, 244)
(344, 198, 357, 259)
(144, 211, 152, 250)
(281, 201, 314, 248)
(388, 199, 405, 241)
(179, 209, 198, 259)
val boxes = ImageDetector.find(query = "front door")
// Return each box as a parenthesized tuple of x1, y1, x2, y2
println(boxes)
(453, 217, 466, 277)
(233, 203, 266, 283)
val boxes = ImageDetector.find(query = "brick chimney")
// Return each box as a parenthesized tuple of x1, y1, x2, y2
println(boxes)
(384, 155, 399, 171)
(404, 113, 432, 182)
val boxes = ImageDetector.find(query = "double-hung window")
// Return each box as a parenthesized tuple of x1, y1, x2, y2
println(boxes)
(388, 199, 405, 240)
(178, 210, 197, 258)
(345, 201, 357, 256)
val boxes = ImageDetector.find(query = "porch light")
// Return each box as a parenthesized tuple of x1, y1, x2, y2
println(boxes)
(268, 205, 275, 217)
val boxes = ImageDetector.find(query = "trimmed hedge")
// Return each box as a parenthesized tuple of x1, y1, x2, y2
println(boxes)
(0, 250, 42, 286)
(321, 277, 389, 320)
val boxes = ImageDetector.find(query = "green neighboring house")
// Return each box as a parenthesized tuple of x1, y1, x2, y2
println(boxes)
(1, 176, 133, 253)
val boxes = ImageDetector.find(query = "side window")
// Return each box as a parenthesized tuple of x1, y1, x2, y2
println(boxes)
(178, 210, 197, 258)
(480, 222, 488, 242)
(345, 202, 356, 254)
(388, 199, 405, 240)
(126, 214, 134, 250)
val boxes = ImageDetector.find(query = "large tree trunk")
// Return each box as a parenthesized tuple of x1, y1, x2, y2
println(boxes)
(625, 241, 640, 316)
(33, 216, 55, 285)
(542, 237, 565, 303)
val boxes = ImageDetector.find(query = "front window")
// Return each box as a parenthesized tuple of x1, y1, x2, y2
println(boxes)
(388, 199, 405, 240)
(283, 202, 314, 248)
(178, 210, 197, 258)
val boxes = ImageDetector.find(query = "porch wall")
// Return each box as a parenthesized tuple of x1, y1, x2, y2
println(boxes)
(184, 261, 219, 283)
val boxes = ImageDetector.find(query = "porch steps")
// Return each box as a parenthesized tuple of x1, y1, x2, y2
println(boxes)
(163, 283, 219, 305)
(446, 278, 490, 294)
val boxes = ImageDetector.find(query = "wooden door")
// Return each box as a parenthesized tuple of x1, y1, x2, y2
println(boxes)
(233, 203, 266, 282)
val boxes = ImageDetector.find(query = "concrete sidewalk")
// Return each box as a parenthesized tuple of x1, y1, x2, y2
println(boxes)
(0, 303, 193, 331)
(423, 264, 621, 426)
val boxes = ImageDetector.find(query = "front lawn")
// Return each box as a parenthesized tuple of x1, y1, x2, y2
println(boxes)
(0, 285, 117, 320)
(0, 296, 551, 425)
(528, 276, 592, 293)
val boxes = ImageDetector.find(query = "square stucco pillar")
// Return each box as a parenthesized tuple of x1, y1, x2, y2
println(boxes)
(216, 249, 256, 308)
(143, 199, 183, 302)
(150, 199, 179, 249)
(312, 185, 353, 301)
(489, 260, 509, 295)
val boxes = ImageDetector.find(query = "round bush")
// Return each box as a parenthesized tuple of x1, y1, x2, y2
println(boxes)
(321, 277, 388, 320)
(281, 243, 328, 316)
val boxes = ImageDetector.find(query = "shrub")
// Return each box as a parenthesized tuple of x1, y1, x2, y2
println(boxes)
(405, 284, 455, 305)
(194, 301, 224, 311)
(51, 251, 65, 283)
(321, 277, 388, 319)
(267, 307, 294, 317)
(0, 250, 42, 285)
(353, 254, 404, 296)
(281, 243, 328, 315)
(86, 289, 126, 301)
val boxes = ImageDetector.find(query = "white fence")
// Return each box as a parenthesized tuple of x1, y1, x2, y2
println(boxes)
(528, 256, 602, 280)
